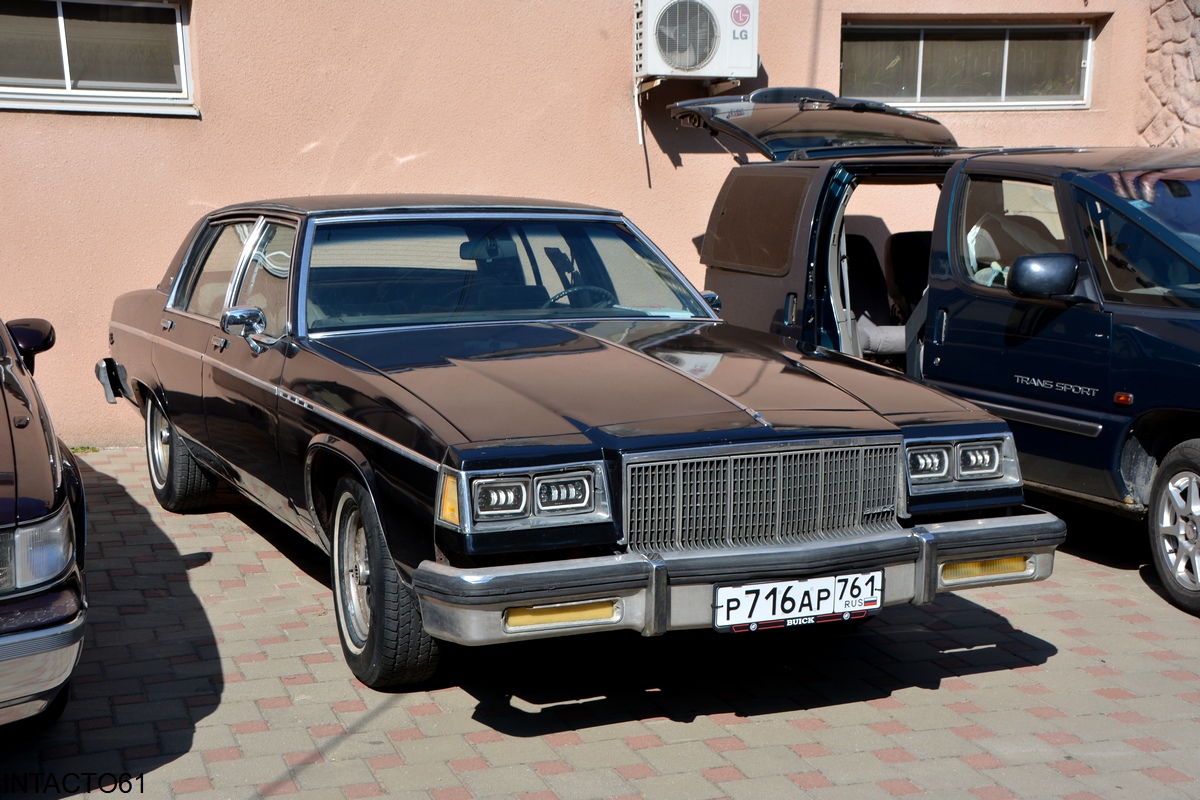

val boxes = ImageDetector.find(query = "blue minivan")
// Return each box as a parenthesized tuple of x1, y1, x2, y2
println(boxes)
(674, 88, 1200, 614)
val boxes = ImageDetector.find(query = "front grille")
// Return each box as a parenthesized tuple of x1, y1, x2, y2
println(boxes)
(624, 439, 901, 553)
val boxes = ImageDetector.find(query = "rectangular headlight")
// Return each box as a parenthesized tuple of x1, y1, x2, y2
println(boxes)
(908, 446, 951, 483)
(534, 471, 594, 514)
(0, 503, 74, 592)
(472, 477, 530, 519)
(956, 443, 1002, 479)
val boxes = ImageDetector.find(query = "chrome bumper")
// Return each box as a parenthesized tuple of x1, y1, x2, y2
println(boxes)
(413, 509, 1066, 646)
(0, 612, 86, 725)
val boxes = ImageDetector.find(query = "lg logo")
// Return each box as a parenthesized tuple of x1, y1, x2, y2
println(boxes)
(731, 3, 751, 26)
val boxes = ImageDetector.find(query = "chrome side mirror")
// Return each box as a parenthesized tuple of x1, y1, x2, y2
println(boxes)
(220, 306, 268, 354)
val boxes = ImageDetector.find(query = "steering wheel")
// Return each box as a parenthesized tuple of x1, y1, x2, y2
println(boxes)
(542, 285, 617, 308)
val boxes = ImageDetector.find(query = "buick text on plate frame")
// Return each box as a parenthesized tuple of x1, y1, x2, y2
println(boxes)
(714, 571, 883, 632)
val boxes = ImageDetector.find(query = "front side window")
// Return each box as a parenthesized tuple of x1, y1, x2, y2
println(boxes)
(232, 223, 295, 337)
(958, 176, 1067, 289)
(1078, 193, 1200, 309)
(305, 217, 711, 333)
(0, 0, 193, 115)
(841, 24, 1090, 110)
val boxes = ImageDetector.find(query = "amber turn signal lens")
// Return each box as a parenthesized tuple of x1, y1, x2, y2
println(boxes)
(505, 600, 616, 630)
(439, 475, 460, 526)
(942, 556, 1029, 583)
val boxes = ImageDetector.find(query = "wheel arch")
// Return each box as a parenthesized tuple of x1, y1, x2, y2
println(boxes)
(304, 435, 438, 572)
(1121, 410, 1200, 509)
(305, 436, 381, 553)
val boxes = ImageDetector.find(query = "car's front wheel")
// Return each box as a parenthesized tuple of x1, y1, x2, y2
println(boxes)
(1149, 440, 1200, 615)
(144, 396, 213, 512)
(331, 476, 439, 687)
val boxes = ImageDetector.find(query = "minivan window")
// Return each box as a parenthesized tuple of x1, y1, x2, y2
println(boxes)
(703, 171, 811, 276)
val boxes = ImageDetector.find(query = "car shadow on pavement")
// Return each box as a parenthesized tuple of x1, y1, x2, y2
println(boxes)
(0, 458, 222, 797)
(444, 593, 1056, 738)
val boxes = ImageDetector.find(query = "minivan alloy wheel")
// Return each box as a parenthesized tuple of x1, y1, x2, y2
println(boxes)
(1154, 470, 1200, 592)
(1149, 440, 1200, 616)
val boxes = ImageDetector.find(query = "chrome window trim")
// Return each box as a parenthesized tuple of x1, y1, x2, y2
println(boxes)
(296, 210, 719, 337)
(166, 215, 263, 313)
(304, 315, 718, 339)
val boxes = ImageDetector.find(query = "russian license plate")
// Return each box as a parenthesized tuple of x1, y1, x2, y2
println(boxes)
(714, 571, 883, 632)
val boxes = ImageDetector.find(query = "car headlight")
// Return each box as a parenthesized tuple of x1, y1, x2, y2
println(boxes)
(905, 435, 1020, 494)
(473, 477, 530, 518)
(438, 464, 610, 531)
(0, 502, 74, 592)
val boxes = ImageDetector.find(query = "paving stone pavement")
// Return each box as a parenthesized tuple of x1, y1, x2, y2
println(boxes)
(2, 448, 1199, 799)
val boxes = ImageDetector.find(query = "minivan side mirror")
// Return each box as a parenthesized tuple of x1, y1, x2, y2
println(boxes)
(1007, 254, 1080, 301)
(6, 318, 56, 374)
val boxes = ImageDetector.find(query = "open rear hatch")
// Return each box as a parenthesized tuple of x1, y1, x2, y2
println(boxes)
(669, 87, 957, 161)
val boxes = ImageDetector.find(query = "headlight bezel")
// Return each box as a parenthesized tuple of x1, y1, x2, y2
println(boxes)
(0, 501, 75, 594)
(904, 434, 1021, 496)
(437, 461, 612, 533)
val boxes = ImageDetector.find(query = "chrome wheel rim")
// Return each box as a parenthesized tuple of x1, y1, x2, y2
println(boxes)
(146, 402, 170, 490)
(335, 493, 371, 652)
(1154, 470, 1200, 593)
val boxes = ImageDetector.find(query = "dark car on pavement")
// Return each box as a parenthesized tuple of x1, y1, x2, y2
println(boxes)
(671, 87, 1200, 614)
(98, 195, 1065, 687)
(0, 317, 87, 728)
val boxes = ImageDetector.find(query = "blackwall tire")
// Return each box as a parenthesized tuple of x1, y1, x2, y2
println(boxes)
(144, 397, 213, 512)
(1148, 440, 1200, 616)
(330, 476, 439, 687)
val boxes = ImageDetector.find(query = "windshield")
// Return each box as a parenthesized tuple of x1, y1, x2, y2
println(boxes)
(304, 218, 711, 333)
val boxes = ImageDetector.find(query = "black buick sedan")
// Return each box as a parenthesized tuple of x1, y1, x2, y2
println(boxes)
(0, 317, 86, 727)
(99, 195, 1065, 688)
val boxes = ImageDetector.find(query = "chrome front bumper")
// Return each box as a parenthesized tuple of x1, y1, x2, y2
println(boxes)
(413, 509, 1066, 646)
(0, 612, 86, 725)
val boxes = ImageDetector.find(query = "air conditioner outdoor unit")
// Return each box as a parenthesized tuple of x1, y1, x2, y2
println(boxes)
(635, 0, 759, 81)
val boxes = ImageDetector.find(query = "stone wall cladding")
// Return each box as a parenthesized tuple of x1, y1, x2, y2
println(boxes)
(1142, 0, 1200, 144)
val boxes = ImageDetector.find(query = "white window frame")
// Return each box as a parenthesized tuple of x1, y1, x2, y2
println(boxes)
(0, 0, 195, 116)
(841, 23, 1094, 113)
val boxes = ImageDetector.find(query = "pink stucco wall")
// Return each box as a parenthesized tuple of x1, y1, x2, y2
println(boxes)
(0, 0, 1158, 446)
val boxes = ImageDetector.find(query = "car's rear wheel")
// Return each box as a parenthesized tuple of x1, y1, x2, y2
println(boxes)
(331, 476, 439, 687)
(144, 396, 213, 512)
(1149, 440, 1200, 615)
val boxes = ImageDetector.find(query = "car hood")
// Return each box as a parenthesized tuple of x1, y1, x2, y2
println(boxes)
(669, 87, 957, 161)
(317, 319, 979, 447)
(0, 348, 58, 527)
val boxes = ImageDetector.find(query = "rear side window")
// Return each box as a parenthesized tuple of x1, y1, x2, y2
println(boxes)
(180, 223, 256, 318)
(702, 170, 811, 276)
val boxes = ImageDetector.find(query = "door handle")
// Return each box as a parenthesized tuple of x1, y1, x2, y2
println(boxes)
(160, 319, 175, 331)
(210, 335, 228, 351)
(933, 309, 948, 345)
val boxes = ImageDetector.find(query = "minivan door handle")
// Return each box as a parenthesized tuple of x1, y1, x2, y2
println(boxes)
(933, 309, 948, 345)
